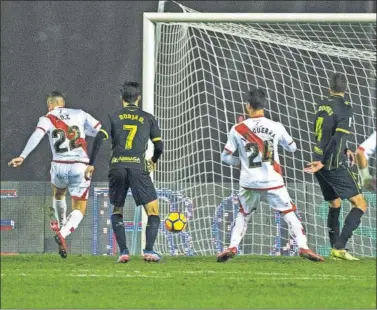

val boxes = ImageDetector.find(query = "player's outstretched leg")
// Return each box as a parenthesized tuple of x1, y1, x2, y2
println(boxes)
(111, 207, 129, 263)
(331, 194, 367, 261)
(143, 200, 161, 263)
(282, 210, 324, 262)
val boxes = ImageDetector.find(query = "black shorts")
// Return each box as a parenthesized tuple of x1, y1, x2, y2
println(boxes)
(108, 167, 157, 207)
(315, 167, 361, 201)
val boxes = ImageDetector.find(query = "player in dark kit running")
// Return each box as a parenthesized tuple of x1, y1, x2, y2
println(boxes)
(85, 81, 163, 263)
(304, 73, 368, 261)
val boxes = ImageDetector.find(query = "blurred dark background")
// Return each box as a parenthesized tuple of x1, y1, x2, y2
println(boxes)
(1, 1, 375, 181)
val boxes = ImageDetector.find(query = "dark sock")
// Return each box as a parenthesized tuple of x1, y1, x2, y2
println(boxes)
(145, 215, 160, 251)
(111, 213, 128, 254)
(334, 208, 364, 250)
(327, 207, 341, 248)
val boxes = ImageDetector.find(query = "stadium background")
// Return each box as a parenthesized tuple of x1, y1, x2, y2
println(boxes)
(1, 0, 375, 181)
(1, 1, 376, 256)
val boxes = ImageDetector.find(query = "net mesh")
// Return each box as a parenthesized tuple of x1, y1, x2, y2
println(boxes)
(152, 4, 376, 256)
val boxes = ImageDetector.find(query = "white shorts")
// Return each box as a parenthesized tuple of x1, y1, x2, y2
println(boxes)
(238, 185, 296, 214)
(50, 162, 91, 200)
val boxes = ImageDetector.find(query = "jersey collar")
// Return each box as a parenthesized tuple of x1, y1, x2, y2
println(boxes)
(124, 104, 139, 109)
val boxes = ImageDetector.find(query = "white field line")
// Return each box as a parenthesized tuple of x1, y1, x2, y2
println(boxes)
(1, 270, 375, 281)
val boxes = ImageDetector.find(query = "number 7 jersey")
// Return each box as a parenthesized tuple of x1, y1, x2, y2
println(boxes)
(224, 116, 295, 190)
(36, 107, 101, 163)
(100, 105, 162, 168)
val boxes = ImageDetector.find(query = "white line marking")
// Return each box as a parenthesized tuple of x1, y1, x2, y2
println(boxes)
(1, 272, 374, 281)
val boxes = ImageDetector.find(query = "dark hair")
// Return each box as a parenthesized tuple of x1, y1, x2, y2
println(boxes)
(120, 81, 141, 103)
(47, 90, 65, 103)
(246, 88, 265, 110)
(329, 73, 347, 93)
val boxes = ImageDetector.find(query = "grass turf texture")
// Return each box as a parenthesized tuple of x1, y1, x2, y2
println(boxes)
(1, 254, 375, 309)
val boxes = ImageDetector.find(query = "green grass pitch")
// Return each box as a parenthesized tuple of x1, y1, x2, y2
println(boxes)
(1, 254, 375, 309)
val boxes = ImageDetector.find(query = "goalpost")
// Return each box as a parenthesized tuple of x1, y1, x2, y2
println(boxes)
(143, 7, 376, 257)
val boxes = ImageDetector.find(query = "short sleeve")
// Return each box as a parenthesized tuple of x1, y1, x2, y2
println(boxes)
(278, 123, 294, 148)
(224, 126, 238, 154)
(95, 113, 111, 140)
(36, 116, 53, 133)
(150, 115, 162, 142)
(83, 111, 101, 137)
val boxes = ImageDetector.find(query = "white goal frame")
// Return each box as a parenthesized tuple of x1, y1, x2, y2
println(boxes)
(141, 12, 376, 253)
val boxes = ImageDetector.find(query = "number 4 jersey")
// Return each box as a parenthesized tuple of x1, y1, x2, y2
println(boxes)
(23, 107, 101, 163)
(224, 116, 296, 190)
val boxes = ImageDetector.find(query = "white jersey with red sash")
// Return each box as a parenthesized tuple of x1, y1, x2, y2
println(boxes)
(224, 116, 294, 190)
(36, 107, 101, 163)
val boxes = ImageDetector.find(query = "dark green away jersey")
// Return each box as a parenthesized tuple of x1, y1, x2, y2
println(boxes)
(312, 95, 353, 170)
(101, 105, 161, 168)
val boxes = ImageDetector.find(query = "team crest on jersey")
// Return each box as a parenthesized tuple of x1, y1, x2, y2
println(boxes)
(67, 126, 79, 141)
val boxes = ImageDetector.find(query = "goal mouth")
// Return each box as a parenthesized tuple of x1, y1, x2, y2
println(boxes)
(143, 4, 376, 257)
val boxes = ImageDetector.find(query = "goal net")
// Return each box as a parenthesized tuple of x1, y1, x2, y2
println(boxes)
(147, 4, 376, 257)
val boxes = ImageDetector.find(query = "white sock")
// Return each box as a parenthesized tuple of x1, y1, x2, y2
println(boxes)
(60, 209, 84, 239)
(229, 212, 250, 248)
(53, 198, 67, 228)
(283, 211, 309, 249)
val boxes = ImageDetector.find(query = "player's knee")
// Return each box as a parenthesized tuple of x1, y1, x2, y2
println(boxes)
(113, 206, 123, 215)
(72, 200, 87, 215)
(144, 200, 159, 216)
(54, 193, 66, 200)
(349, 194, 368, 212)
(52, 186, 66, 200)
(329, 198, 341, 208)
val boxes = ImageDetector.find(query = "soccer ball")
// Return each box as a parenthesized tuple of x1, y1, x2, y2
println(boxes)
(164, 212, 187, 233)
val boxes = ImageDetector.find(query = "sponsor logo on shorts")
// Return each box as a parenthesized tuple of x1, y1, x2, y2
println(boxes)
(111, 156, 140, 163)
(56, 173, 80, 181)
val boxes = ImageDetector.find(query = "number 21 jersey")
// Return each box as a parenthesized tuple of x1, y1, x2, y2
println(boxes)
(224, 117, 294, 190)
(36, 107, 101, 163)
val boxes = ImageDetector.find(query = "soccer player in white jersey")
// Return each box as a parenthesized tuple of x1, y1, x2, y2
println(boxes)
(8, 91, 102, 258)
(356, 130, 376, 190)
(217, 88, 324, 263)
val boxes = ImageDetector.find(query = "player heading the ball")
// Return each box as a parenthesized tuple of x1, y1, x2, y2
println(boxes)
(218, 88, 324, 263)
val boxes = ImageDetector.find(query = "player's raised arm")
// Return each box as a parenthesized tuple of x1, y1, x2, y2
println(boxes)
(356, 131, 376, 189)
(8, 117, 51, 167)
(221, 125, 240, 167)
(278, 123, 297, 153)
